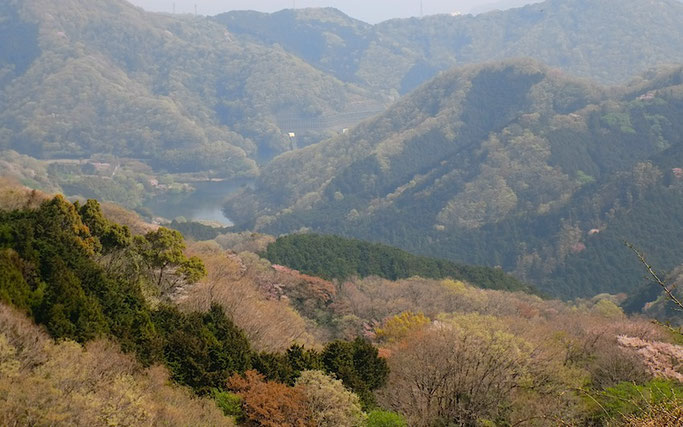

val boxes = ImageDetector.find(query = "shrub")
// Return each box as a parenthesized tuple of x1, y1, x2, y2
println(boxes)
(296, 370, 365, 427)
(366, 410, 408, 427)
(213, 389, 245, 421)
(228, 370, 314, 427)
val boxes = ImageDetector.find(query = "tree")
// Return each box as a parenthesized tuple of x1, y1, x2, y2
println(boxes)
(379, 317, 532, 426)
(0, 249, 41, 312)
(181, 251, 316, 352)
(374, 311, 430, 343)
(36, 257, 108, 342)
(295, 370, 365, 427)
(365, 410, 408, 427)
(321, 337, 389, 409)
(0, 303, 229, 426)
(153, 304, 251, 394)
(135, 227, 206, 298)
(591, 379, 683, 423)
(77, 199, 132, 253)
(623, 402, 683, 426)
(287, 345, 323, 377)
(0, 196, 161, 352)
(228, 370, 314, 427)
(212, 389, 245, 420)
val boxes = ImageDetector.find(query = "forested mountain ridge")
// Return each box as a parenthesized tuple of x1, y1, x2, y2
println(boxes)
(215, 0, 683, 93)
(3, 0, 683, 179)
(224, 60, 683, 298)
(263, 233, 534, 293)
(0, 0, 385, 173)
(3, 0, 683, 423)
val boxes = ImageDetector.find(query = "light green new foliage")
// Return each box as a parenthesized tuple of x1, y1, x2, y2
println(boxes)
(365, 410, 407, 427)
(296, 370, 366, 427)
(135, 227, 206, 298)
(591, 299, 624, 319)
(212, 389, 244, 421)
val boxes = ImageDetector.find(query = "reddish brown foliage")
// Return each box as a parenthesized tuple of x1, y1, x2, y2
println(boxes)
(228, 370, 314, 427)
(270, 265, 336, 303)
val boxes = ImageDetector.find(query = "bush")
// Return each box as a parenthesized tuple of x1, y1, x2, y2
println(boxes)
(591, 379, 683, 423)
(213, 389, 244, 421)
(321, 337, 389, 409)
(296, 370, 365, 427)
(366, 410, 408, 427)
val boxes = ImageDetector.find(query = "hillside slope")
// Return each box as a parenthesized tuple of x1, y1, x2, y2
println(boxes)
(225, 60, 683, 298)
(4, 0, 682, 176)
(0, 0, 384, 173)
(216, 0, 683, 93)
(263, 233, 534, 293)
(2, 177, 683, 426)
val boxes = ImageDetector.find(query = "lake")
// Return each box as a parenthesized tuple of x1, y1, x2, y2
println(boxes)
(143, 179, 253, 226)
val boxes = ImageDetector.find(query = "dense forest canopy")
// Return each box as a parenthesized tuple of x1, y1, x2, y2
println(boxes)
(2, 0, 683, 179)
(1, 183, 682, 424)
(0, 0, 680, 313)
(0, 0, 385, 173)
(263, 233, 534, 293)
(225, 60, 683, 298)
(0, 186, 393, 420)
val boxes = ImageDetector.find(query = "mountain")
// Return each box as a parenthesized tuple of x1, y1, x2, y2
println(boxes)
(215, 0, 683, 94)
(224, 60, 683, 298)
(3, 0, 682, 179)
(469, 0, 543, 14)
(0, 0, 385, 174)
(3, 0, 683, 297)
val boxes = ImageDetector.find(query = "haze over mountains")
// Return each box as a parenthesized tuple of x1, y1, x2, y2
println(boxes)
(3, 0, 683, 171)
(130, 0, 545, 22)
(1, 0, 683, 299)
(216, 0, 683, 93)
(224, 60, 683, 298)
(3, 0, 683, 423)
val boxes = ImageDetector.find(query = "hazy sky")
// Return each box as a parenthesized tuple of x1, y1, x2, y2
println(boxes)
(126, 0, 540, 23)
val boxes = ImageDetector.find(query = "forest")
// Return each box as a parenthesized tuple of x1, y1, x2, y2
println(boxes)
(2, 0, 683, 299)
(0, 0, 385, 173)
(1, 0, 683, 424)
(226, 60, 683, 299)
(262, 233, 533, 293)
(1, 181, 682, 425)
(216, 0, 683, 92)
(3, 0, 683, 175)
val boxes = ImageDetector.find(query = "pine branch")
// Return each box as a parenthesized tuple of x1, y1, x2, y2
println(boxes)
(626, 242, 683, 311)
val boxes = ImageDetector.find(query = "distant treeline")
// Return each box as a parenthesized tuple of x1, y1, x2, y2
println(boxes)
(169, 219, 232, 241)
(262, 233, 534, 293)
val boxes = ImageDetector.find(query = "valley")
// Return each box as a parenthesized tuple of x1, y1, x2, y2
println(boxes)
(1, 0, 682, 424)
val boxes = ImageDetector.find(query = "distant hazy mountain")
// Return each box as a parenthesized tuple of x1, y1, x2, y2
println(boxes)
(0, 0, 385, 174)
(469, 0, 543, 15)
(215, 0, 683, 94)
(224, 60, 683, 298)
(3, 0, 683, 177)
